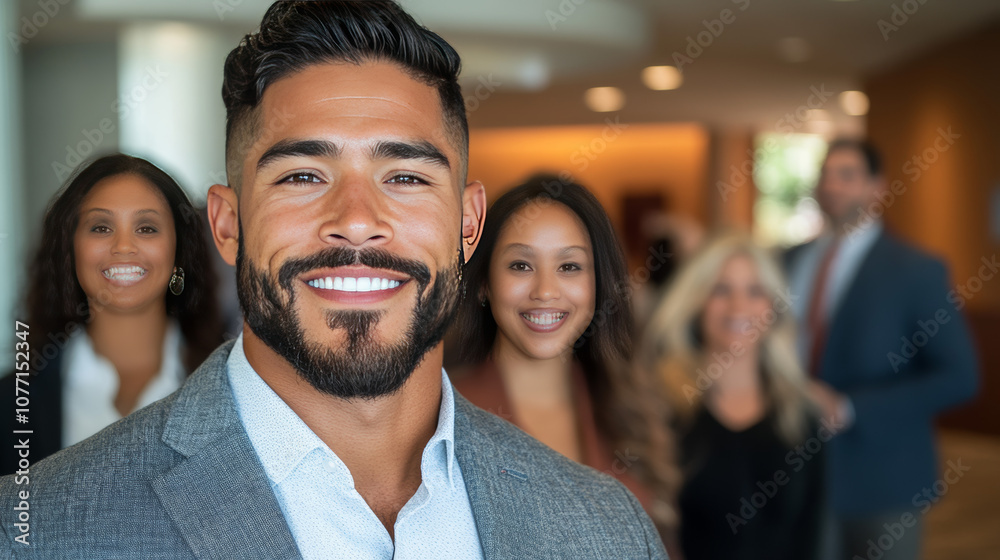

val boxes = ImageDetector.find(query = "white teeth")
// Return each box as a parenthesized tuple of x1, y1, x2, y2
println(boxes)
(307, 276, 402, 292)
(102, 265, 147, 279)
(521, 312, 567, 326)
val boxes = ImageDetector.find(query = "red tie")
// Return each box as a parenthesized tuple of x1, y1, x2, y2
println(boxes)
(807, 240, 839, 377)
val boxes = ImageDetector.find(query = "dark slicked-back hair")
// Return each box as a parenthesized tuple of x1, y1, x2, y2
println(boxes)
(222, 0, 468, 189)
(826, 138, 883, 177)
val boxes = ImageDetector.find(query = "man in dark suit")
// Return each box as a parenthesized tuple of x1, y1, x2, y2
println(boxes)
(784, 139, 978, 560)
(0, 2, 666, 558)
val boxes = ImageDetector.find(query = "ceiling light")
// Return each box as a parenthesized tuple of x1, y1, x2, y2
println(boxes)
(641, 65, 683, 91)
(584, 87, 625, 112)
(839, 90, 870, 116)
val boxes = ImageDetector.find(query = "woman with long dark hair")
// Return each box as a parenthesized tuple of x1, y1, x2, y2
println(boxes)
(2, 154, 222, 474)
(451, 174, 678, 539)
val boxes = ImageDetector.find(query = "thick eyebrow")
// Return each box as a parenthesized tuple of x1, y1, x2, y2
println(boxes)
(500, 243, 589, 256)
(557, 245, 589, 257)
(371, 140, 450, 170)
(82, 208, 162, 217)
(256, 139, 341, 172)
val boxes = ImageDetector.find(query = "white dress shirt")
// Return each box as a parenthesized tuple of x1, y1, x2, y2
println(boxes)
(788, 221, 883, 363)
(226, 334, 483, 560)
(62, 322, 185, 447)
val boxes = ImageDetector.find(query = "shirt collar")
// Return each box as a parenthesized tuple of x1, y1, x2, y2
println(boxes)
(820, 219, 882, 251)
(840, 219, 882, 253)
(226, 333, 458, 489)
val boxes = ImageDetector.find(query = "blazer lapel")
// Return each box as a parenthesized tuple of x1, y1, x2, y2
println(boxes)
(151, 341, 301, 559)
(821, 231, 890, 379)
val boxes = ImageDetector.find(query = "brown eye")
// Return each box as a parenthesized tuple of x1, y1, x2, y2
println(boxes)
(386, 174, 428, 186)
(278, 172, 322, 185)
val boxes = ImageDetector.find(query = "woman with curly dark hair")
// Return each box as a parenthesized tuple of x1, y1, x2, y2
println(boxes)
(2, 154, 223, 474)
(450, 174, 679, 543)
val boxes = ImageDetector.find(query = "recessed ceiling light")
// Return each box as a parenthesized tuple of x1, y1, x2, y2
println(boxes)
(584, 87, 625, 112)
(839, 90, 870, 116)
(641, 65, 683, 91)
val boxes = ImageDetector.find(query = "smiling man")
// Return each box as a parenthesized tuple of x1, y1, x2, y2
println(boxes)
(0, 2, 667, 558)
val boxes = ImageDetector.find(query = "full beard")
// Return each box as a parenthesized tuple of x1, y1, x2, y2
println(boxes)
(236, 240, 462, 400)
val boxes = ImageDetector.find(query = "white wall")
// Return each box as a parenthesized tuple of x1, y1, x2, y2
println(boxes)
(1, 0, 25, 361)
(118, 22, 241, 202)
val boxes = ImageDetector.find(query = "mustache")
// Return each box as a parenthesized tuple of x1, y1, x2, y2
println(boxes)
(277, 247, 432, 293)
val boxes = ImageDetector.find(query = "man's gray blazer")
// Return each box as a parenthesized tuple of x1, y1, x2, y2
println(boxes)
(0, 340, 667, 559)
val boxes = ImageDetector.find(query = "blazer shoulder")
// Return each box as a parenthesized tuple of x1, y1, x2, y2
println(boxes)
(877, 231, 947, 272)
(454, 395, 666, 557)
(456, 393, 652, 508)
(0, 390, 182, 508)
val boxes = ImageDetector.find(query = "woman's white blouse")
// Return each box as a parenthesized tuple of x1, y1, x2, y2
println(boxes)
(61, 323, 185, 447)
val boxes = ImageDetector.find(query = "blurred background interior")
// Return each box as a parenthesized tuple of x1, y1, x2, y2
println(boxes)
(0, 0, 998, 556)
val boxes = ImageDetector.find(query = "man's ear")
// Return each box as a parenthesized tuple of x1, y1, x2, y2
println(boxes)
(207, 184, 239, 266)
(461, 180, 487, 263)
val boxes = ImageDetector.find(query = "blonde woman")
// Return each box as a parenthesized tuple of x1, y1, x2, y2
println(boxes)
(639, 232, 823, 560)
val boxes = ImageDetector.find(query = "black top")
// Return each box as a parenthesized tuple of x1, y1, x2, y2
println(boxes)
(678, 406, 824, 560)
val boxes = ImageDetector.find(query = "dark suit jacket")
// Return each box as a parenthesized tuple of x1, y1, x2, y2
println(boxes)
(785, 231, 978, 515)
(1, 353, 64, 476)
(0, 340, 667, 558)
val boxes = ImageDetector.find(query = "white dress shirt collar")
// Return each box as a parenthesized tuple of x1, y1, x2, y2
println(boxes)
(225, 333, 482, 560)
(226, 333, 457, 491)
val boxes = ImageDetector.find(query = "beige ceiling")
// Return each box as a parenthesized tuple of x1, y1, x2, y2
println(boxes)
(23, 0, 1000, 133)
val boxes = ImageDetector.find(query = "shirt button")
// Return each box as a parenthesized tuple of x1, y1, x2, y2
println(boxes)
(324, 460, 337, 472)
